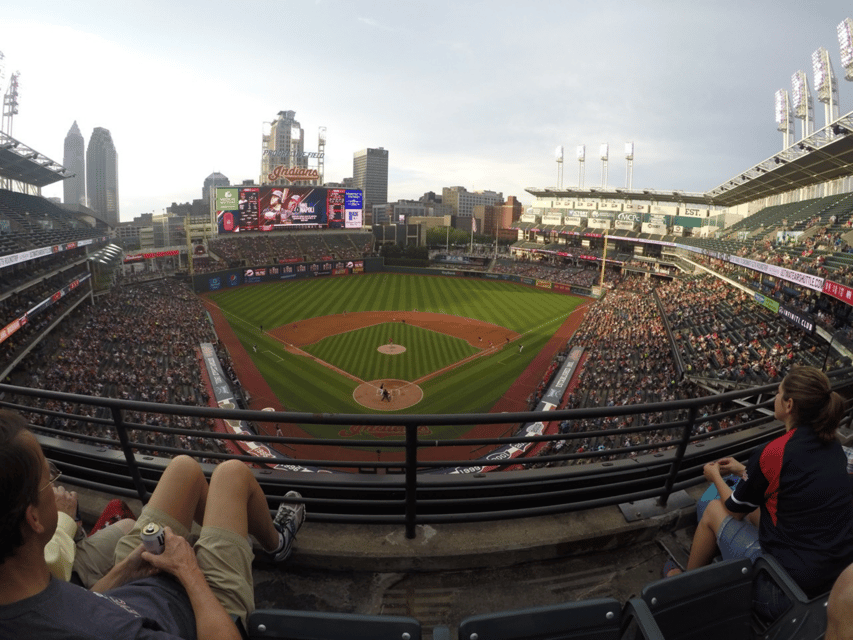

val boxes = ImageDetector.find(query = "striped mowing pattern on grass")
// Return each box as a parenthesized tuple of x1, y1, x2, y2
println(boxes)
(304, 322, 479, 382)
(208, 273, 583, 420)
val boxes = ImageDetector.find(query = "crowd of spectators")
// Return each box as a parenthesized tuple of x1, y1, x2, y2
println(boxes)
(517, 267, 847, 468)
(208, 231, 373, 268)
(8, 279, 240, 463)
(492, 259, 602, 288)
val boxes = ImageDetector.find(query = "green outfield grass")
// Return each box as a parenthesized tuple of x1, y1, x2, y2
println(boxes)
(304, 322, 479, 382)
(207, 273, 583, 439)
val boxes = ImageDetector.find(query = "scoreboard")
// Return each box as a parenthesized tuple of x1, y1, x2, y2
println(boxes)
(215, 186, 363, 233)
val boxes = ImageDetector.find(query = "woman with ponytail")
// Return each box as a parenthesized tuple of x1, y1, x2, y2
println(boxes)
(673, 366, 853, 612)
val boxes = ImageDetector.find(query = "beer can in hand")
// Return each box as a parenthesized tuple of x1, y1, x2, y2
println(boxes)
(140, 522, 166, 554)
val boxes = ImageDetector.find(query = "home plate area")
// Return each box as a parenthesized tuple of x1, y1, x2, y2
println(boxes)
(353, 379, 423, 410)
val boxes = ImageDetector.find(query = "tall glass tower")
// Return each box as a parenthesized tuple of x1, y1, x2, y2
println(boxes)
(86, 127, 119, 226)
(62, 121, 86, 207)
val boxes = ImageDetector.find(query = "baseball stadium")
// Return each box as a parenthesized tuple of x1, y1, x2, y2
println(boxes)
(4, 26, 853, 640)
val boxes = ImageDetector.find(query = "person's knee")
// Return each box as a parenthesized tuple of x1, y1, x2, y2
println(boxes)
(210, 458, 251, 487)
(828, 563, 853, 640)
(114, 518, 135, 534)
(701, 498, 728, 529)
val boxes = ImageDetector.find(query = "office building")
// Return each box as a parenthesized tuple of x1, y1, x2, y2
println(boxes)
(353, 148, 388, 211)
(63, 121, 86, 207)
(86, 127, 119, 226)
(442, 186, 502, 230)
(202, 172, 229, 209)
(261, 110, 307, 185)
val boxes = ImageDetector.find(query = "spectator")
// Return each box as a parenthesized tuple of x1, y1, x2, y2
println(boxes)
(0, 410, 306, 638)
(672, 366, 853, 617)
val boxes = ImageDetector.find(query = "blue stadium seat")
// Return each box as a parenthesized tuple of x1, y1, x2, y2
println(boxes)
(457, 598, 622, 640)
(246, 609, 423, 640)
(622, 558, 753, 640)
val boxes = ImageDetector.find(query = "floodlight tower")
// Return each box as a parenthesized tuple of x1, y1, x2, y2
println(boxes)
(624, 142, 634, 190)
(837, 18, 853, 80)
(577, 145, 585, 188)
(812, 47, 839, 129)
(318, 126, 326, 185)
(792, 70, 814, 140)
(599, 143, 608, 189)
(2, 70, 19, 137)
(555, 145, 564, 189)
(775, 89, 794, 149)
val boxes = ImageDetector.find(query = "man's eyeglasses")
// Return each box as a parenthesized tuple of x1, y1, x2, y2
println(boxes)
(40, 461, 61, 492)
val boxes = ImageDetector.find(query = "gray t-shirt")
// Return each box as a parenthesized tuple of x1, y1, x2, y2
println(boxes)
(0, 575, 196, 639)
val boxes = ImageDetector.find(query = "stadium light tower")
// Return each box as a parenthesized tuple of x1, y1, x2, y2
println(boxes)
(1, 70, 19, 137)
(577, 145, 585, 188)
(812, 47, 839, 129)
(555, 145, 564, 189)
(624, 142, 634, 190)
(791, 70, 814, 140)
(837, 18, 853, 80)
(599, 143, 609, 189)
(775, 89, 794, 149)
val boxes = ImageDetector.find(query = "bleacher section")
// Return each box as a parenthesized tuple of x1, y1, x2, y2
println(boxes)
(208, 231, 374, 267)
(0, 188, 107, 255)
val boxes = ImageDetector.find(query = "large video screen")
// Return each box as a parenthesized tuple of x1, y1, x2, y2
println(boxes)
(215, 186, 363, 233)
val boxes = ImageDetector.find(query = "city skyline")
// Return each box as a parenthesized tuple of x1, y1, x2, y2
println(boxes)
(3, 2, 853, 221)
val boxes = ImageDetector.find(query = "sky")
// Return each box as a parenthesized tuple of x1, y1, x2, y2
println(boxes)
(2, 1, 853, 221)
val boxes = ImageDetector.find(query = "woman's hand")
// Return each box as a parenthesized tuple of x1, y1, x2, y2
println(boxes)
(717, 457, 746, 478)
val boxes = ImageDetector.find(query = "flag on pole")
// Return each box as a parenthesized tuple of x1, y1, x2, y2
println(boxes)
(472, 216, 478, 233)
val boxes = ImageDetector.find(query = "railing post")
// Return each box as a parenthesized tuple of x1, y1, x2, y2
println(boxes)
(405, 423, 419, 539)
(658, 405, 698, 507)
(111, 406, 150, 501)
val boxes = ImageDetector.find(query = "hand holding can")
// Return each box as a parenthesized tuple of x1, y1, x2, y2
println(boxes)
(140, 522, 166, 555)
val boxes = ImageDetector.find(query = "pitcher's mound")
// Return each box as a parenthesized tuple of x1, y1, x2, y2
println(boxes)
(354, 379, 423, 410)
(378, 344, 406, 354)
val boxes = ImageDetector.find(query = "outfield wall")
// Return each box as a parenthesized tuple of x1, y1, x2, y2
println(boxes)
(192, 258, 596, 298)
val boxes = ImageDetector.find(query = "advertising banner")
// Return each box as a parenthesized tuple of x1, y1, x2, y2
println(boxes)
(779, 304, 815, 333)
(823, 279, 853, 304)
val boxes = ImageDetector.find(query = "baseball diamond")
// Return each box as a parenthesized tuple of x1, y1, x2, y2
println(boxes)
(203, 272, 588, 451)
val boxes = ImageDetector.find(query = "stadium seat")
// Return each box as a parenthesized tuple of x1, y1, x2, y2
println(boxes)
(246, 609, 423, 640)
(750, 555, 829, 640)
(457, 598, 622, 640)
(622, 558, 753, 640)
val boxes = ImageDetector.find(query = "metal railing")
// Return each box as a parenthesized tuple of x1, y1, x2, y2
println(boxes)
(5, 369, 852, 539)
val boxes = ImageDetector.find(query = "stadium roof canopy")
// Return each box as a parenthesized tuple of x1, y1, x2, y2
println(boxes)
(527, 110, 853, 210)
(0, 131, 72, 188)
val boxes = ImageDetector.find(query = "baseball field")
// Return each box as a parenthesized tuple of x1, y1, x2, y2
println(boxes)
(204, 273, 585, 440)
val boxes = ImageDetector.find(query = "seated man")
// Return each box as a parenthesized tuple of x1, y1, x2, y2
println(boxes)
(45, 484, 136, 587)
(0, 410, 305, 640)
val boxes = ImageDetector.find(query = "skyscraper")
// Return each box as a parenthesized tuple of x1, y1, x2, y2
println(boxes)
(261, 110, 306, 185)
(353, 148, 388, 211)
(62, 121, 86, 207)
(86, 127, 119, 226)
(202, 172, 229, 209)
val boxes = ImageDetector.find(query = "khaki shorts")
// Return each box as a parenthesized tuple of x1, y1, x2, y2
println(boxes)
(73, 523, 129, 588)
(114, 505, 255, 622)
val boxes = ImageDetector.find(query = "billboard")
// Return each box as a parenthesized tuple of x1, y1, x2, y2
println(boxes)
(216, 186, 363, 233)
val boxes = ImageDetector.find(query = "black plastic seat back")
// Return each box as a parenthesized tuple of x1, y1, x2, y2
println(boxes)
(247, 609, 422, 640)
(638, 558, 753, 640)
(751, 555, 829, 640)
(457, 597, 622, 640)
